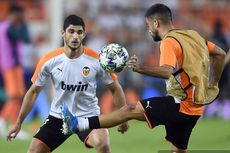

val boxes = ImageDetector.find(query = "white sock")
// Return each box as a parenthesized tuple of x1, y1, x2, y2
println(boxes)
(78, 117, 89, 131)
(0, 118, 7, 136)
(0, 118, 6, 127)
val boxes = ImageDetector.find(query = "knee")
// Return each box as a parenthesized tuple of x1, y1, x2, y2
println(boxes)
(27, 142, 38, 153)
(94, 139, 110, 153)
(171, 148, 187, 153)
(117, 105, 131, 120)
(27, 139, 50, 153)
(120, 103, 143, 120)
(27, 147, 37, 153)
(121, 103, 136, 111)
(168, 141, 187, 153)
(27, 146, 50, 153)
(90, 130, 111, 153)
(120, 104, 136, 115)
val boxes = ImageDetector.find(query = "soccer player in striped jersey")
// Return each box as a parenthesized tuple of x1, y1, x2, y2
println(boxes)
(6, 15, 129, 153)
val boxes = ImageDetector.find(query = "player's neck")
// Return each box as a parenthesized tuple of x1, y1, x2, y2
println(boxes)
(160, 25, 175, 39)
(64, 45, 84, 59)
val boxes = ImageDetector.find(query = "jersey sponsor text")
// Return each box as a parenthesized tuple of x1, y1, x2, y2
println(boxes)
(61, 81, 88, 91)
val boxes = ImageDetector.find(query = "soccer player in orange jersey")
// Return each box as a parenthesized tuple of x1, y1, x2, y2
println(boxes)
(6, 15, 129, 153)
(61, 4, 226, 153)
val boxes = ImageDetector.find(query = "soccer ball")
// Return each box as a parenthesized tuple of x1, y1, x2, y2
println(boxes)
(99, 43, 129, 73)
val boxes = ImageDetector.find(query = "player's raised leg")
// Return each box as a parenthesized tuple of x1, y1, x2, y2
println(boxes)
(61, 102, 145, 133)
(96, 103, 145, 128)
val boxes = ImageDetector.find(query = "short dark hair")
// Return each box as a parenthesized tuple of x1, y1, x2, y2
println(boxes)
(145, 3, 172, 24)
(63, 15, 85, 31)
(9, 4, 24, 13)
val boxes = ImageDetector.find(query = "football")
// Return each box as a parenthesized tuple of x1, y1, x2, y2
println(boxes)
(99, 43, 129, 73)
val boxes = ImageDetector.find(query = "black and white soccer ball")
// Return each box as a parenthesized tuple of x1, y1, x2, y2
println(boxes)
(99, 43, 129, 73)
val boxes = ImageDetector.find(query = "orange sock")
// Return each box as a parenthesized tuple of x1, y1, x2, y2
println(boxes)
(0, 99, 21, 124)
(0, 100, 11, 120)
(10, 100, 21, 124)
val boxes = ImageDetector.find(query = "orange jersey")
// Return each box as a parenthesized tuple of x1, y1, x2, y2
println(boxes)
(160, 38, 216, 115)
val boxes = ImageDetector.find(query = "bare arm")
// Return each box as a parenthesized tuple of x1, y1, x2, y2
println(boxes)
(106, 80, 126, 109)
(16, 84, 42, 124)
(106, 80, 129, 133)
(129, 55, 174, 79)
(209, 45, 226, 86)
(6, 84, 42, 141)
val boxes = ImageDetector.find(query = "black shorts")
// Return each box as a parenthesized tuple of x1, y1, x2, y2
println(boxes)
(34, 115, 93, 152)
(140, 96, 200, 150)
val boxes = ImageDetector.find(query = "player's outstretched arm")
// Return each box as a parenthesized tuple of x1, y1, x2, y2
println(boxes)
(6, 84, 42, 141)
(128, 54, 174, 79)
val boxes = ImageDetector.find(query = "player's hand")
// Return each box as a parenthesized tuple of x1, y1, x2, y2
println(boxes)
(128, 54, 140, 72)
(117, 122, 129, 134)
(6, 123, 21, 141)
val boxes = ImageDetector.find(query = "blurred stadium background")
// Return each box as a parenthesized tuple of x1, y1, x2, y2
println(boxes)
(0, 0, 230, 152)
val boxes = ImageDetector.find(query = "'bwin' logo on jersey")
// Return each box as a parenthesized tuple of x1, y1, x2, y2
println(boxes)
(61, 81, 88, 91)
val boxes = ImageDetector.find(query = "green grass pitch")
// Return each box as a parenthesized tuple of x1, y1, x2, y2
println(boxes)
(1, 118, 230, 153)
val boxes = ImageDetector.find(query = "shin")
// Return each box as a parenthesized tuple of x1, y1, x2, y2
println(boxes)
(99, 102, 145, 128)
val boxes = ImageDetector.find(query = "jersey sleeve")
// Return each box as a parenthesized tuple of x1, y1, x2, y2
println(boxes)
(159, 38, 179, 68)
(206, 40, 216, 53)
(98, 67, 117, 85)
(31, 57, 51, 86)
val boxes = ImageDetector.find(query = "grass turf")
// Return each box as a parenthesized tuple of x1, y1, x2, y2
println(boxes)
(0, 118, 230, 153)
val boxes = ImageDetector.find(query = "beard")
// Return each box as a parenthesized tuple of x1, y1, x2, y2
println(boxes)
(152, 35, 161, 42)
(152, 32, 161, 42)
(150, 30, 161, 42)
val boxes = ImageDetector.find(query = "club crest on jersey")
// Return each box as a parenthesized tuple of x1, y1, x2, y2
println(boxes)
(83, 66, 90, 76)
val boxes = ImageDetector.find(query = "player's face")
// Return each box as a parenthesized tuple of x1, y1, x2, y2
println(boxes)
(146, 17, 161, 42)
(62, 25, 86, 51)
(10, 12, 24, 25)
